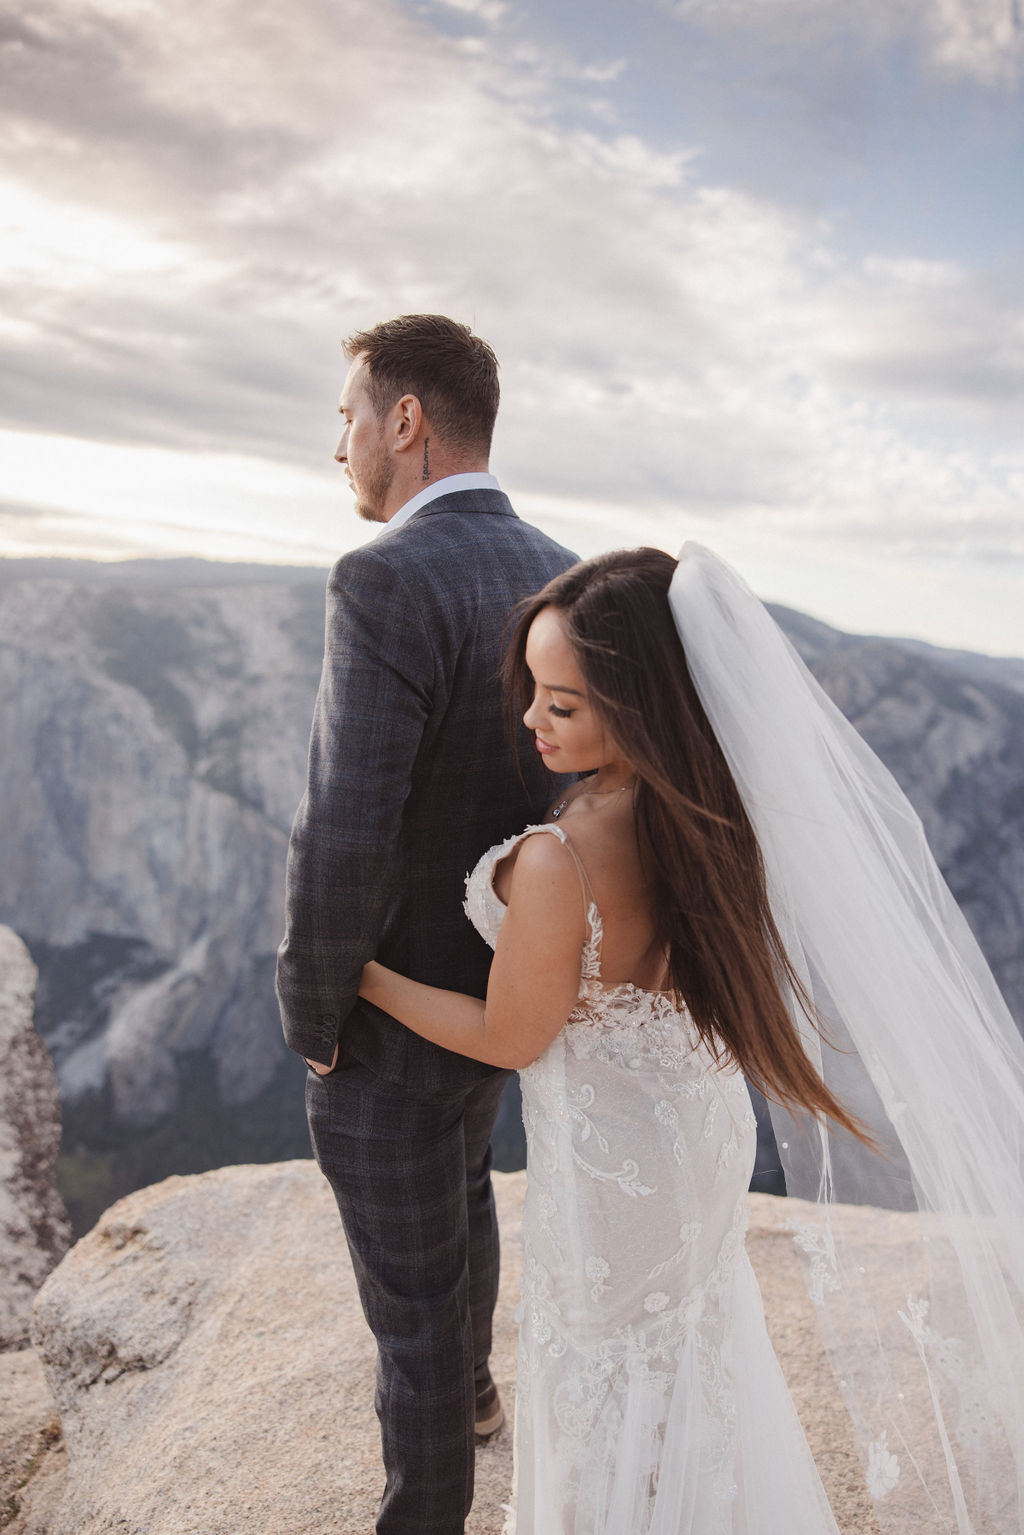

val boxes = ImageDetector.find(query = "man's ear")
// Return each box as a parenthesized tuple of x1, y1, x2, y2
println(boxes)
(391, 393, 423, 454)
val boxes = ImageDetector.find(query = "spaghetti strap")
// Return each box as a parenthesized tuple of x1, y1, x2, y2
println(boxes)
(548, 826, 597, 909)
(478, 822, 603, 979)
(527, 825, 602, 964)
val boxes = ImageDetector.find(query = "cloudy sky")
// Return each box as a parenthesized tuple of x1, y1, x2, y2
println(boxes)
(2, 0, 1022, 653)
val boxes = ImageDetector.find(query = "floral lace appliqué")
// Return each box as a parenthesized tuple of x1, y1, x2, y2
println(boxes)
(866, 1431, 901, 1501)
(788, 1216, 841, 1309)
(585, 1255, 611, 1301)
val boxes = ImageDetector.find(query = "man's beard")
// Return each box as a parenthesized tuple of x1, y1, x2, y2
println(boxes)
(353, 446, 395, 524)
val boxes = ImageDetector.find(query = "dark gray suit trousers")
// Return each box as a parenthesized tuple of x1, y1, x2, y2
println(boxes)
(306, 1057, 508, 1530)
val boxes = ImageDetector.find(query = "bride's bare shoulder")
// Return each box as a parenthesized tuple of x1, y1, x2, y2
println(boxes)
(554, 802, 649, 910)
(551, 796, 636, 859)
(492, 825, 576, 906)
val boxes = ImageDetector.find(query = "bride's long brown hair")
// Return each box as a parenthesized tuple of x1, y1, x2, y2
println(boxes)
(504, 547, 870, 1144)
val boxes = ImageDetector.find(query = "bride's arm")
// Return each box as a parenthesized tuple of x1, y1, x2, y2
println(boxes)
(357, 833, 587, 1069)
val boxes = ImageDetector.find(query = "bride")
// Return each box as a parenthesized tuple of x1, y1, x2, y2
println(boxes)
(359, 545, 1024, 1534)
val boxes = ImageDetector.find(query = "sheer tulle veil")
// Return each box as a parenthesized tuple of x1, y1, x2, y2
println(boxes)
(668, 543, 1024, 1533)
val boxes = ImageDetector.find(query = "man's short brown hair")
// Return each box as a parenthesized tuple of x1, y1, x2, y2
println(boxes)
(343, 314, 500, 457)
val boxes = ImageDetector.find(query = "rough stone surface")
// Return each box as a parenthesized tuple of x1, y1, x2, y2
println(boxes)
(0, 927, 71, 1349)
(22, 1163, 923, 1534)
(28, 1161, 518, 1534)
(0, 1347, 65, 1534)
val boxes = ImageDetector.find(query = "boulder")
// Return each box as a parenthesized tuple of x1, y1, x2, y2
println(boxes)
(25, 1162, 899, 1534)
(30, 1159, 515, 1534)
(0, 927, 71, 1349)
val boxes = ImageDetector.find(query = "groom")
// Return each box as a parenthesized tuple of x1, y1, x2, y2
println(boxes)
(276, 314, 575, 1534)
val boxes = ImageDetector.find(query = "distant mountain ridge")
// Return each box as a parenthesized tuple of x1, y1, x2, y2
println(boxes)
(1, 556, 1021, 1231)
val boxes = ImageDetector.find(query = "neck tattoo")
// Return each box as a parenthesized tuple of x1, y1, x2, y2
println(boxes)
(421, 437, 430, 481)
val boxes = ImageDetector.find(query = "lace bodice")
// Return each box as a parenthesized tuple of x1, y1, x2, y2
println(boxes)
(464, 823, 594, 960)
(465, 822, 693, 1057)
(463, 825, 837, 1535)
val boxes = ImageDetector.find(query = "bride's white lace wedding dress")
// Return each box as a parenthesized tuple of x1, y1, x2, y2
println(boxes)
(465, 822, 841, 1535)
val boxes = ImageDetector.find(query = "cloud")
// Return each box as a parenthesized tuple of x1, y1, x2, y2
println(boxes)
(0, 0, 1021, 594)
(429, 0, 508, 22)
(662, 0, 1024, 88)
(0, 497, 56, 521)
(922, 0, 1023, 87)
(818, 255, 1024, 412)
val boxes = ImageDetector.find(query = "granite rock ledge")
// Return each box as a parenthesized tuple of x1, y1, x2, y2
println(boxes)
(23, 1163, 918, 1535)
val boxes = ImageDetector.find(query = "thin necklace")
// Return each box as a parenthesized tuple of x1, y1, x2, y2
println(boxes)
(550, 778, 635, 820)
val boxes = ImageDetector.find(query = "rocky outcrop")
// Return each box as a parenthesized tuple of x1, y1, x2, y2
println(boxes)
(0, 927, 71, 1348)
(24, 1164, 895, 1535)
(28, 1161, 517, 1535)
(0, 1347, 64, 1535)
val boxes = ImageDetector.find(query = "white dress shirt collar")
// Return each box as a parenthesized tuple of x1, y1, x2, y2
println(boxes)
(382, 472, 501, 535)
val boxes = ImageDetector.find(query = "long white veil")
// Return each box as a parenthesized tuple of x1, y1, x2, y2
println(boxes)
(668, 543, 1024, 1534)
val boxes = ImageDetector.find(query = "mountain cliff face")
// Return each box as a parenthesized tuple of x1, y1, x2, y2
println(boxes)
(0, 560, 327, 1228)
(1, 558, 1021, 1231)
(772, 605, 1024, 1017)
